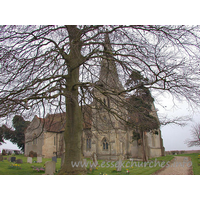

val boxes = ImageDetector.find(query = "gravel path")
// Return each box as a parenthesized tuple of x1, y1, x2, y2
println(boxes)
(154, 156, 193, 175)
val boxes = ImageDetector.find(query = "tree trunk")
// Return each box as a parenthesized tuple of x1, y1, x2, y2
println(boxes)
(58, 26, 86, 174)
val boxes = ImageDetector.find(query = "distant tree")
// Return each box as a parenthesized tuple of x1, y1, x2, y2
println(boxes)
(186, 123, 200, 147)
(0, 130, 5, 145)
(126, 70, 160, 161)
(0, 115, 30, 151)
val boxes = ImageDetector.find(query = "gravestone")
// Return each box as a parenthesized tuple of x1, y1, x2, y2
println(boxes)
(117, 155, 123, 172)
(8, 157, 11, 162)
(52, 156, 57, 163)
(37, 157, 42, 163)
(93, 153, 98, 164)
(116, 161, 122, 172)
(27, 157, 32, 163)
(0, 155, 3, 161)
(4, 157, 7, 160)
(16, 159, 23, 164)
(11, 157, 16, 162)
(45, 161, 56, 175)
(91, 153, 98, 169)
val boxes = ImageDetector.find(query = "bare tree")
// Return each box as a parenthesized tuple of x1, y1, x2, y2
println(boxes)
(186, 123, 200, 147)
(1, 25, 200, 174)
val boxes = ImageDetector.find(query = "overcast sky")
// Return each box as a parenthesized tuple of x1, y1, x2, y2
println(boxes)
(155, 92, 200, 151)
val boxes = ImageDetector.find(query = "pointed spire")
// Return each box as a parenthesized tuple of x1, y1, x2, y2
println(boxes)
(104, 32, 113, 52)
(98, 33, 124, 92)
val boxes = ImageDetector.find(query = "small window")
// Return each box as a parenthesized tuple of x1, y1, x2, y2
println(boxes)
(103, 138, 108, 150)
(86, 136, 91, 150)
(107, 97, 110, 108)
(103, 98, 106, 105)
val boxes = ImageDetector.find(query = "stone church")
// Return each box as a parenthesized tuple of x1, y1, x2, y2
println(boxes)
(24, 35, 165, 160)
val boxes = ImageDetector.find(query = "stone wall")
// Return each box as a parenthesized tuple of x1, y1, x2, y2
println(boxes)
(149, 148, 162, 158)
(24, 116, 44, 156)
(42, 132, 63, 158)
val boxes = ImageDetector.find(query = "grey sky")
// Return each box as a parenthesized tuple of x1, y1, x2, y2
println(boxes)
(155, 93, 200, 151)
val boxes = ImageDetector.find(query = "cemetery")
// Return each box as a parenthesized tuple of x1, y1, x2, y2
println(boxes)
(0, 153, 197, 175)
(0, 152, 200, 175)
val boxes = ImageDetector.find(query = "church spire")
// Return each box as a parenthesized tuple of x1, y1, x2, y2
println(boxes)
(98, 33, 124, 92)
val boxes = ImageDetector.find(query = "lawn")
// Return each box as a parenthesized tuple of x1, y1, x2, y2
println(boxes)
(176, 153, 200, 175)
(87, 155, 174, 175)
(0, 155, 61, 175)
(0, 154, 174, 175)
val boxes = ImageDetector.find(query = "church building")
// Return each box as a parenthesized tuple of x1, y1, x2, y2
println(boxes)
(24, 34, 165, 160)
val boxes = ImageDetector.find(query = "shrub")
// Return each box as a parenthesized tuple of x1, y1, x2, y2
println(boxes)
(14, 151, 19, 155)
(29, 151, 37, 158)
(2, 149, 6, 155)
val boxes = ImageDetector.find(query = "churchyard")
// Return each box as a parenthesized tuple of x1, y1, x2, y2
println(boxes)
(0, 154, 61, 175)
(0, 153, 200, 175)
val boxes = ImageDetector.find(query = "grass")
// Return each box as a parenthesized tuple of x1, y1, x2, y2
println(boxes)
(176, 153, 200, 175)
(86, 155, 174, 175)
(0, 155, 61, 175)
(0, 154, 174, 175)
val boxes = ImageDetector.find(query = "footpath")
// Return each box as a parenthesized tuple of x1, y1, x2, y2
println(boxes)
(154, 156, 193, 175)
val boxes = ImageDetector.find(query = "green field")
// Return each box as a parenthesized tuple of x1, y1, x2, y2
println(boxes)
(0, 154, 176, 175)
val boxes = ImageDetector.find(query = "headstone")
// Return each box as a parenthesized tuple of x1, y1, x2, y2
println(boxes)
(37, 157, 42, 163)
(45, 161, 56, 175)
(0, 155, 3, 161)
(16, 159, 23, 164)
(27, 157, 32, 163)
(117, 155, 123, 172)
(93, 153, 98, 164)
(8, 157, 11, 162)
(91, 153, 98, 169)
(4, 157, 7, 160)
(52, 156, 57, 163)
(116, 162, 122, 172)
(11, 157, 16, 162)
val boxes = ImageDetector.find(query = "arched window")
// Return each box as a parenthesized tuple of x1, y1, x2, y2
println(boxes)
(86, 136, 91, 150)
(102, 138, 109, 150)
(103, 98, 106, 105)
(107, 97, 110, 108)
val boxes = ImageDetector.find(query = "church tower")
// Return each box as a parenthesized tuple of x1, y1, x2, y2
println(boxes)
(92, 33, 126, 132)
(96, 33, 124, 92)
(84, 33, 128, 160)
(82, 33, 165, 160)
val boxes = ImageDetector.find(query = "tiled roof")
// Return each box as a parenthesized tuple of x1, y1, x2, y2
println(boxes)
(37, 105, 92, 133)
